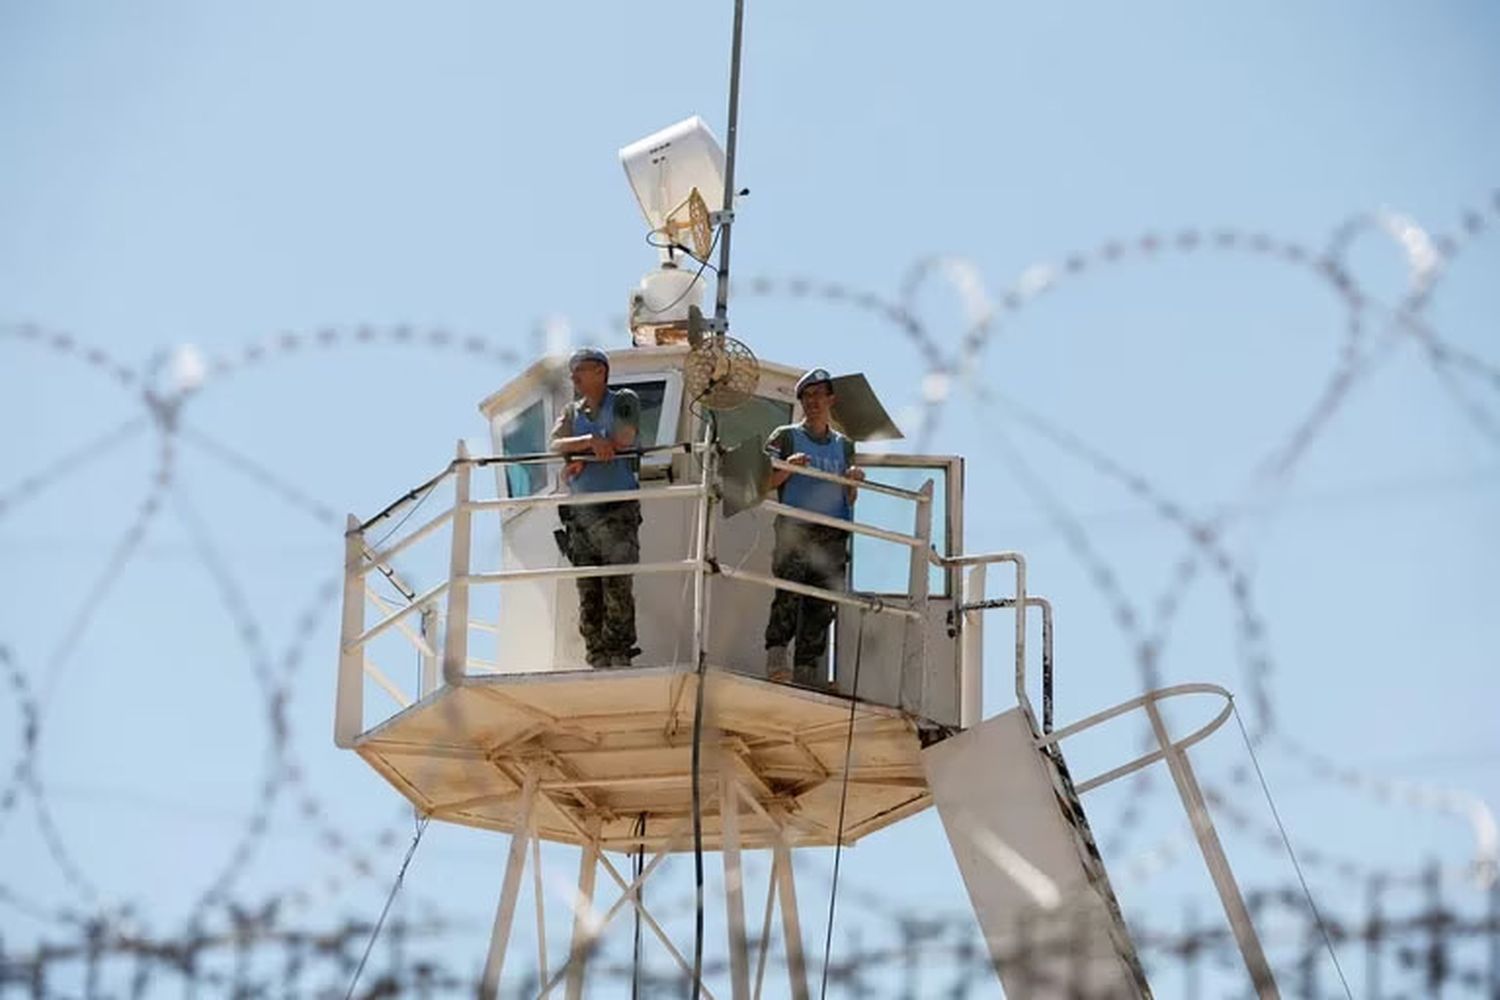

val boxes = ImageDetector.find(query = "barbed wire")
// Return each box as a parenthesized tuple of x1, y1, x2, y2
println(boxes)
(1, 189, 1496, 993)
(0, 876, 1494, 998)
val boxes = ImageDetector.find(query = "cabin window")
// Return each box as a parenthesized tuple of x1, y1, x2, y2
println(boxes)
(499, 398, 551, 498)
(608, 372, 684, 470)
(850, 463, 952, 598)
(613, 378, 668, 448)
(716, 395, 794, 452)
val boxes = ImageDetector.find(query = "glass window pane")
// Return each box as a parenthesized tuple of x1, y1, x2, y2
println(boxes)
(501, 399, 548, 497)
(612, 379, 667, 447)
(850, 465, 949, 597)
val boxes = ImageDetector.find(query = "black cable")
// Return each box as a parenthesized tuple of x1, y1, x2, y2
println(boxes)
(645, 232, 721, 275)
(470, 441, 692, 467)
(364, 476, 440, 552)
(637, 231, 721, 319)
(689, 597, 709, 999)
(1232, 703, 1354, 999)
(818, 609, 867, 1000)
(342, 815, 429, 1000)
(631, 812, 646, 1000)
(358, 463, 452, 533)
(688, 409, 719, 1000)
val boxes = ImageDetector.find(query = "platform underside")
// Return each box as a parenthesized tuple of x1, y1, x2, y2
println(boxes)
(354, 666, 931, 853)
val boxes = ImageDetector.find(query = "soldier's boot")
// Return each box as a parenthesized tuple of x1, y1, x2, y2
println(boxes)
(766, 646, 791, 683)
(792, 661, 822, 688)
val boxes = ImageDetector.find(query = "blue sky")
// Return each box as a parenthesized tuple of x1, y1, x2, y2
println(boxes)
(2, 1, 1497, 995)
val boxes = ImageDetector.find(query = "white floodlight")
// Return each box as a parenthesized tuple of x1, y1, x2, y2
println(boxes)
(619, 116, 725, 256)
(620, 117, 726, 344)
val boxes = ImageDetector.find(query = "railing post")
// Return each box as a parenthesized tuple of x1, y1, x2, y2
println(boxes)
(1010, 555, 1028, 719)
(335, 514, 366, 747)
(899, 480, 934, 714)
(1144, 694, 1278, 996)
(1037, 596, 1054, 736)
(442, 441, 472, 688)
(690, 435, 716, 670)
(959, 564, 987, 729)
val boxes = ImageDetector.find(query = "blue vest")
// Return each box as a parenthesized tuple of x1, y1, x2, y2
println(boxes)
(781, 425, 851, 520)
(569, 391, 639, 494)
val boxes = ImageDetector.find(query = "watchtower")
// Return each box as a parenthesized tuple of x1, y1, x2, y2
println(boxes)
(332, 11, 1282, 992)
(333, 345, 1279, 997)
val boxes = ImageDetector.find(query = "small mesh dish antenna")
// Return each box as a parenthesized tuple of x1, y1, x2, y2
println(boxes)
(684, 323, 760, 411)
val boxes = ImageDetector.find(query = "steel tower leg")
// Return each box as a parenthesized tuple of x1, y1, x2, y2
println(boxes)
(773, 834, 811, 1000)
(565, 826, 601, 1000)
(721, 768, 751, 999)
(480, 771, 539, 1000)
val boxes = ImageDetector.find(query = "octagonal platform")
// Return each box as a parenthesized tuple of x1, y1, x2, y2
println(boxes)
(354, 666, 930, 854)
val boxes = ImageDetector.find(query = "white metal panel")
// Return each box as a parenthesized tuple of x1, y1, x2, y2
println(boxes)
(496, 505, 561, 671)
(832, 600, 957, 724)
(923, 709, 1147, 999)
(706, 501, 780, 673)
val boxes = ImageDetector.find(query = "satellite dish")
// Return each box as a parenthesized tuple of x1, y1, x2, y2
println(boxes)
(653, 187, 714, 262)
(684, 321, 759, 412)
(685, 188, 713, 261)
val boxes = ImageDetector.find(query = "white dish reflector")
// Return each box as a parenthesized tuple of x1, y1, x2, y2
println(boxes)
(619, 116, 726, 235)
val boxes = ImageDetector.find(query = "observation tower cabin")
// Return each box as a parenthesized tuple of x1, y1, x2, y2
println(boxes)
(337, 343, 974, 851)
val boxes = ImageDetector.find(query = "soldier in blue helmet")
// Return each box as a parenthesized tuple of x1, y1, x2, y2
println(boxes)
(551, 347, 643, 668)
(762, 368, 865, 685)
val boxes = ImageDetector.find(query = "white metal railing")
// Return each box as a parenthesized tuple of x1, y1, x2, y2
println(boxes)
(767, 456, 931, 503)
(336, 438, 940, 745)
(1032, 683, 1278, 994)
(930, 550, 1058, 735)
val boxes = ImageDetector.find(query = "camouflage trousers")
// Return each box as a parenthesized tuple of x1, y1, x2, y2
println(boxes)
(564, 500, 641, 666)
(764, 517, 849, 674)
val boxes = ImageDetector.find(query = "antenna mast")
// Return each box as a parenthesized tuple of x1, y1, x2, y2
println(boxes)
(711, 0, 746, 332)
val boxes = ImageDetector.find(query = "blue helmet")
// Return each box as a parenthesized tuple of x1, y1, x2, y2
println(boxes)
(567, 347, 610, 373)
(794, 367, 834, 398)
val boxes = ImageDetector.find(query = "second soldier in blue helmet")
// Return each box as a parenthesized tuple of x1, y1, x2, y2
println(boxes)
(763, 368, 865, 685)
(551, 347, 643, 668)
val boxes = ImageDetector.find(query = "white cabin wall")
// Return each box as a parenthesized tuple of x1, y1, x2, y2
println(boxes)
(496, 506, 561, 671)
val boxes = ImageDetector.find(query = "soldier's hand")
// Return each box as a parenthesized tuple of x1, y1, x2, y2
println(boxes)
(564, 460, 585, 480)
(846, 466, 866, 482)
(786, 453, 810, 466)
(589, 436, 617, 460)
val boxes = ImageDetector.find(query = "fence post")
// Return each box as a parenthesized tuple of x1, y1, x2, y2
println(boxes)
(1184, 904, 1201, 1000)
(1366, 875, 1385, 1000)
(1425, 859, 1447, 997)
(1487, 873, 1498, 1000)
(899, 480, 934, 714)
(442, 441, 472, 688)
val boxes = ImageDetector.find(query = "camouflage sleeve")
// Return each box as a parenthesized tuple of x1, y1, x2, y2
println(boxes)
(550, 401, 575, 442)
(765, 425, 793, 459)
(844, 435, 856, 468)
